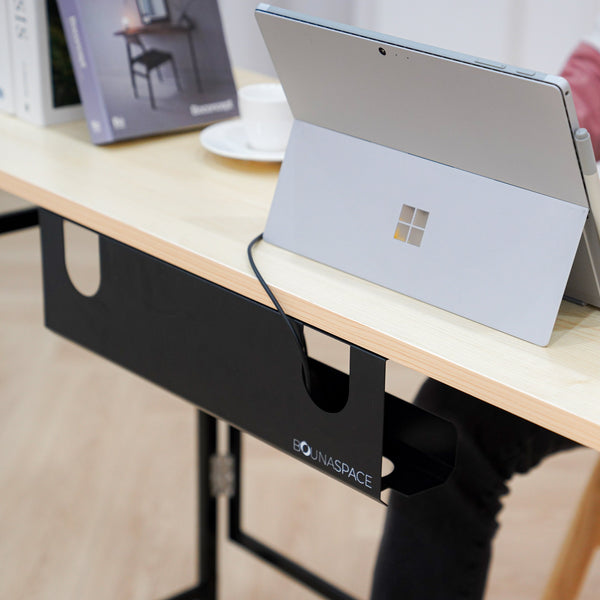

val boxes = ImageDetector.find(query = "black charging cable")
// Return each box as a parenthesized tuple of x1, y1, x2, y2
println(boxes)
(247, 233, 312, 394)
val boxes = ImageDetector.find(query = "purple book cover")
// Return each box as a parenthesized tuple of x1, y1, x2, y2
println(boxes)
(57, 0, 238, 144)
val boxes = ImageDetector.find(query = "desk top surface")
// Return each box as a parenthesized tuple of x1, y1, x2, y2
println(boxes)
(2, 71, 600, 450)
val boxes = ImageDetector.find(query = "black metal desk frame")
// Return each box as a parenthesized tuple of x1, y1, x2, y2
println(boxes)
(3, 208, 456, 600)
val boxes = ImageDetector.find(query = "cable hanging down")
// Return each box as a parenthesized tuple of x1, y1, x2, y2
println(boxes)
(247, 233, 312, 394)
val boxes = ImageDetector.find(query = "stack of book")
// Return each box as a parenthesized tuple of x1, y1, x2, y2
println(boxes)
(1, 0, 83, 124)
(0, 0, 15, 114)
(1, 0, 238, 144)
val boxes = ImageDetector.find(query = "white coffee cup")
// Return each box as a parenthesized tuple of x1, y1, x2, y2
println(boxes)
(238, 83, 293, 152)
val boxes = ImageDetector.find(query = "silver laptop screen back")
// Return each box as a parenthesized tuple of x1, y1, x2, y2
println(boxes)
(256, 4, 586, 207)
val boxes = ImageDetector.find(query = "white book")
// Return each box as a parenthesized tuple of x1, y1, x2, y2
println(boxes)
(9, 0, 82, 125)
(0, 0, 15, 113)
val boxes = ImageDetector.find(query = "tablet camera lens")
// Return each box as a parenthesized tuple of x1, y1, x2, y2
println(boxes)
(379, 47, 386, 56)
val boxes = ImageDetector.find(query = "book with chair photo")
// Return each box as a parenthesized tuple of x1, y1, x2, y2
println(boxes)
(56, 0, 238, 144)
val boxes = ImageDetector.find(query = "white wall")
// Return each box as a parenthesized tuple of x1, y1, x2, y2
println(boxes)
(372, 0, 516, 65)
(218, 0, 361, 75)
(515, 0, 600, 73)
(370, 0, 600, 74)
(218, 0, 600, 76)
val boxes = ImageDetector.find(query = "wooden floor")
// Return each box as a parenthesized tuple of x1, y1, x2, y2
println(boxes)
(1, 190, 599, 600)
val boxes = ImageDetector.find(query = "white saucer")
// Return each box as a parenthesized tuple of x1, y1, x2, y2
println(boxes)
(199, 119, 285, 162)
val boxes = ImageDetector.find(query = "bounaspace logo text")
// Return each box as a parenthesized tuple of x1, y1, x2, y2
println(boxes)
(292, 439, 373, 489)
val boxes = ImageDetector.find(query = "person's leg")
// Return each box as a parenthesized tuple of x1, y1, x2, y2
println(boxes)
(370, 379, 578, 600)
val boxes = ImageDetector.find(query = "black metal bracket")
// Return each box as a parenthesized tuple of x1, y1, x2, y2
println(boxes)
(0, 208, 39, 235)
(225, 397, 458, 599)
(39, 209, 456, 500)
(38, 209, 457, 598)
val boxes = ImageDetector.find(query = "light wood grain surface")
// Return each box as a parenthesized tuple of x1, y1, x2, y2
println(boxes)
(1, 71, 600, 451)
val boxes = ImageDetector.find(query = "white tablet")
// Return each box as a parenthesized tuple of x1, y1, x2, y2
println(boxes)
(256, 4, 599, 345)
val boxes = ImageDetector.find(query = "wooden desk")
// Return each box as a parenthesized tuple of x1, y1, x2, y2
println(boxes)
(1, 71, 600, 452)
(2, 69, 600, 600)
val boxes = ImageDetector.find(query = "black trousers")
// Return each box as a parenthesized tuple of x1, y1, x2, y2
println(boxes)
(370, 378, 578, 600)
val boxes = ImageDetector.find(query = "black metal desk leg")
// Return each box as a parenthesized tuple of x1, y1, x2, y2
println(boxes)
(228, 428, 358, 600)
(197, 411, 218, 598)
(165, 411, 218, 600)
(0, 208, 39, 234)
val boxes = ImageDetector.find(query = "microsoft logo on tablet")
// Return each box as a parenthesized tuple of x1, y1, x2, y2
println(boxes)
(394, 205, 429, 247)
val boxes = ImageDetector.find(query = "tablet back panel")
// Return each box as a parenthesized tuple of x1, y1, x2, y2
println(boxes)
(267, 121, 586, 345)
(256, 5, 586, 207)
(257, 5, 591, 345)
